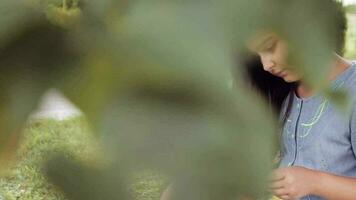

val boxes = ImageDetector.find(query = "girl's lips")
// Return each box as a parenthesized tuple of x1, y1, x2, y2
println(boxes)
(273, 70, 285, 77)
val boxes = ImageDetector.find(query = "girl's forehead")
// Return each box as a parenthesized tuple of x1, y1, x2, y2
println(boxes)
(247, 31, 279, 51)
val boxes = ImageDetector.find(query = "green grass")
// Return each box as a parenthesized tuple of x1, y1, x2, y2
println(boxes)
(0, 117, 165, 200)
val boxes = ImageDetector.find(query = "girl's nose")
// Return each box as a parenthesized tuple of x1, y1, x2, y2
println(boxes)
(260, 55, 275, 71)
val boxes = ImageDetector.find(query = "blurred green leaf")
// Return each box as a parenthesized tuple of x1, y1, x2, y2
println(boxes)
(45, 155, 129, 200)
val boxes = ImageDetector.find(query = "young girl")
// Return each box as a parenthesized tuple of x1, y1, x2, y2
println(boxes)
(245, 2, 356, 198)
(247, 36, 356, 200)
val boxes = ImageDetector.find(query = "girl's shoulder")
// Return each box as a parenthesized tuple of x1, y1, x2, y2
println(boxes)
(342, 62, 356, 92)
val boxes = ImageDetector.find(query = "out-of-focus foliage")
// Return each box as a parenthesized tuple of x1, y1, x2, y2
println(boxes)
(0, 0, 82, 170)
(345, 11, 356, 59)
(0, 0, 348, 199)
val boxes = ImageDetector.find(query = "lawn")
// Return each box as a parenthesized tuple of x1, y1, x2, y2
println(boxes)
(0, 118, 166, 200)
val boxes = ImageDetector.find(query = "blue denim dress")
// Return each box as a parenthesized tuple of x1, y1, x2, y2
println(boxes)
(279, 62, 356, 200)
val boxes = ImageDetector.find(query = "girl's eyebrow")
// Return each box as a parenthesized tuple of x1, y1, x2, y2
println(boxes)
(256, 36, 275, 50)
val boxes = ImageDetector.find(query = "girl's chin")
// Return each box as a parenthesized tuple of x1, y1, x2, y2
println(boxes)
(282, 75, 300, 83)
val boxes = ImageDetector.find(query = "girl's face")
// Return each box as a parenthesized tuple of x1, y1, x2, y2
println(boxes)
(248, 33, 301, 83)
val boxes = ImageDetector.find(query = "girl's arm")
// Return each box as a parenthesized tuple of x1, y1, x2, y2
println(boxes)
(271, 166, 356, 200)
(313, 170, 356, 200)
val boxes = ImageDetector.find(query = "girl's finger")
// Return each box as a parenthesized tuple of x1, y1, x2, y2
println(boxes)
(273, 188, 289, 197)
(279, 195, 291, 200)
(270, 170, 285, 181)
(269, 180, 285, 190)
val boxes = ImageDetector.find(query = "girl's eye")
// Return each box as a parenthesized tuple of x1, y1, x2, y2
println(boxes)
(264, 41, 276, 52)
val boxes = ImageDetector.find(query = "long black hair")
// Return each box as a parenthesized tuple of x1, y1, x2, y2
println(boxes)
(239, 52, 297, 125)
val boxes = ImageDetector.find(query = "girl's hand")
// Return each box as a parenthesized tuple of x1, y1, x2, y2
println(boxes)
(270, 166, 319, 200)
